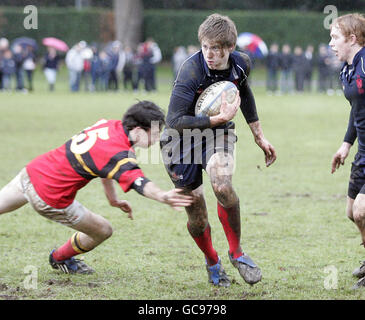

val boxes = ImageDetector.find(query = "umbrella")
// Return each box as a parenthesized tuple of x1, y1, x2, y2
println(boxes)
(236, 32, 268, 59)
(11, 37, 38, 51)
(42, 37, 69, 52)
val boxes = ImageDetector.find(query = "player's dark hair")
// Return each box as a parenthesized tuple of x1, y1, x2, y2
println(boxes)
(122, 100, 165, 131)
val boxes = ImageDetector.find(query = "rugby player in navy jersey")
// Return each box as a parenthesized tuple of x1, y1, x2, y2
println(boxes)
(0, 101, 193, 274)
(330, 13, 365, 289)
(160, 14, 277, 287)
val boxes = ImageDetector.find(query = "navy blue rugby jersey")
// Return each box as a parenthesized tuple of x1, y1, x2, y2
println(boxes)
(341, 47, 365, 163)
(165, 49, 259, 134)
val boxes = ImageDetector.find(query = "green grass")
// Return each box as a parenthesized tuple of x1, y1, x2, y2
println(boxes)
(0, 65, 364, 300)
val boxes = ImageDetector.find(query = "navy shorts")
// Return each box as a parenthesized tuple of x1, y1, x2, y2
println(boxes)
(348, 163, 365, 199)
(161, 127, 237, 190)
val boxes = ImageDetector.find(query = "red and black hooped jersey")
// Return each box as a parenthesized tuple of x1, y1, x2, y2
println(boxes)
(26, 119, 145, 209)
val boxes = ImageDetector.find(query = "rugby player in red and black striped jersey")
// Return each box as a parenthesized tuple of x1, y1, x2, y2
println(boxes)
(0, 101, 193, 274)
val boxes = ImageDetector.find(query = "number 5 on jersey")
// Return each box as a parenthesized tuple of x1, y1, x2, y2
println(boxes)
(70, 119, 110, 154)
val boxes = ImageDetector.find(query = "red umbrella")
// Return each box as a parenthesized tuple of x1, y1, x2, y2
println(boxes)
(42, 37, 69, 52)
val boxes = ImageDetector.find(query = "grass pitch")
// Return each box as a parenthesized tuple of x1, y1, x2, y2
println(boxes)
(0, 66, 365, 300)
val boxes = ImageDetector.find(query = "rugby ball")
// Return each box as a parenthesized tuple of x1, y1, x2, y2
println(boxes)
(195, 81, 238, 117)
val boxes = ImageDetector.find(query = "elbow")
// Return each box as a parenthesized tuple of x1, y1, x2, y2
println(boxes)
(166, 117, 184, 134)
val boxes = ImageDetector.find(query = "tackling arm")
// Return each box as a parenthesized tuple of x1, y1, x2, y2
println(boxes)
(133, 180, 193, 211)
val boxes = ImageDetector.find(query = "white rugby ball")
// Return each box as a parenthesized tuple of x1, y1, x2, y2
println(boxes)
(195, 81, 238, 117)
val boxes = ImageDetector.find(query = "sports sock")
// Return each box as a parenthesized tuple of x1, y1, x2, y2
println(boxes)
(217, 201, 242, 259)
(52, 232, 90, 261)
(187, 222, 219, 266)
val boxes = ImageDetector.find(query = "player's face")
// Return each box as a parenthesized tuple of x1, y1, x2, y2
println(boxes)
(136, 127, 160, 148)
(329, 24, 352, 62)
(201, 38, 233, 70)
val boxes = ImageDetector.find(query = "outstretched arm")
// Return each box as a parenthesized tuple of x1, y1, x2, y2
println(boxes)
(132, 178, 193, 211)
(101, 178, 133, 219)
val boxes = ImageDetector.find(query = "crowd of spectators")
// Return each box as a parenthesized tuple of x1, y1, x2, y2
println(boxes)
(0, 36, 343, 96)
(265, 42, 343, 95)
(0, 36, 162, 93)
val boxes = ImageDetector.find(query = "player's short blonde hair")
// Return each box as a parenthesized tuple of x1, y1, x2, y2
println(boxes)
(332, 13, 365, 46)
(198, 13, 237, 48)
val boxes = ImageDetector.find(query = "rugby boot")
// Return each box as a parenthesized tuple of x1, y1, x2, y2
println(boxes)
(49, 250, 95, 274)
(206, 257, 231, 287)
(229, 252, 262, 285)
(352, 276, 365, 290)
(352, 260, 365, 278)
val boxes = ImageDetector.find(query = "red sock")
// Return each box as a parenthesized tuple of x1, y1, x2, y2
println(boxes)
(187, 223, 218, 266)
(52, 232, 89, 261)
(217, 202, 242, 259)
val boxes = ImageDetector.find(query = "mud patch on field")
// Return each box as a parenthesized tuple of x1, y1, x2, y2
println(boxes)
(280, 192, 312, 198)
(251, 212, 269, 216)
(0, 283, 9, 291)
(241, 290, 268, 300)
(46, 278, 102, 289)
(46, 278, 73, 286)
(277, 192, 346, 201)
(0, 285, 28, 300)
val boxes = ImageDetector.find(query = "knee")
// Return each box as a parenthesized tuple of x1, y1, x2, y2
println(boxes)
(187, 218, 208, 237)
(212, 182, 237, 207)
(97, 221, 113, 241)
(352, 201, 365, 223)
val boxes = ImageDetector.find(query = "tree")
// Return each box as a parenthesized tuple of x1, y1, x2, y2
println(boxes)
(113, 0, 143, 49)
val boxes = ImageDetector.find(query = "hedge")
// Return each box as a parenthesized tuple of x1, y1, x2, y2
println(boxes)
(143, 9, 343, 58)
(0, 7, 114, 51)
(0, 7, 358, 59)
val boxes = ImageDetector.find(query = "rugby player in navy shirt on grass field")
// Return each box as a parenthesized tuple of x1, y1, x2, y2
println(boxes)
(330, 13, 365, 289)
(0, 101, 193, 274)
(160, 13, 277, 287)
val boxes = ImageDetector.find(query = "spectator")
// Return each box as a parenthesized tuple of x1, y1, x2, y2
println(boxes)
(90, 45, 102, 92)
(328, 49, 343, 95)
(23, 45, 36, 92)
(1, 49, 15, 91)
(279, 44, 293, 94)
(292, 46, 307, 92)
(43, 47, 60, 92)
(317, 44, 331, 93)
(172, 46, 188, 81)
(123, 46, 138, 91)
(12, 44, 26, 92)
(81, 47, 93, 92)
(265, 43, 280, 94)
(65, 41, 86, 92)
(136, 42, 154, 92)
(303, 45, 314, 91)
(99, 50, 111, 91)
(106, 41, 121, 91)
(0, 38, 9, 90)
(147, 38, 162, 91)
